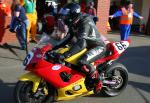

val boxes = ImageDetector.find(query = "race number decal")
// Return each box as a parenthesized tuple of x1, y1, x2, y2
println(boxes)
(113, 41, 129, 54)
(23, 52, 34, 66)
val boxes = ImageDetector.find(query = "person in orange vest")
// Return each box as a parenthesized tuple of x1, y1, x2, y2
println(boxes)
(0, 0, 11, 44)
(109, 1, 143, 40)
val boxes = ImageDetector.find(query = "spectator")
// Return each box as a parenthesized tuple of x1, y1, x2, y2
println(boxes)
(0, 0, 11, 45)
(42, 14, 56, 34)
(20, 0, 37, 43)
(45, 1, 58, 16)
(38, 16, 68, 47)
(109, 1, 144, 40)
(51, 18, 68, 40)
(45, 1, 55, 16)
(86, 1, 96, 16)
(10, 0, 28, 50)
(85, 1, 98, 24)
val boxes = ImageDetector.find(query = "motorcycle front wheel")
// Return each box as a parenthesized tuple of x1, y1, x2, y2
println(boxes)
(14, 81, 54, 103)
(101, 63, 128, 97)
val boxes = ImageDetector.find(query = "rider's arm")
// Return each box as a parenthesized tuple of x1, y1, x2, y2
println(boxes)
(53, 32, 73, 50)
(63, 21, 89, 57)
(63, 38, 87, 57)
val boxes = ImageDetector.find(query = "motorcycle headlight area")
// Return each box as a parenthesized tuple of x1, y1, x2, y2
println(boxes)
(72, 85, 82, 91)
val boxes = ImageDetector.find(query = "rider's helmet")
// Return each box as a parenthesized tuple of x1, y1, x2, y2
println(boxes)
(58, 3, 81, 26)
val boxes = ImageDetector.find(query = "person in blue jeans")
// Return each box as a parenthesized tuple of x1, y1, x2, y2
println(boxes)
(10, 0, 28, 50)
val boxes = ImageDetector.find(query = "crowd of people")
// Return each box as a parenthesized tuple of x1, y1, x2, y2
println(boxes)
(0, 0, 37, 49)
(0, 0, 99, 50)
(0, 0, 145, 49)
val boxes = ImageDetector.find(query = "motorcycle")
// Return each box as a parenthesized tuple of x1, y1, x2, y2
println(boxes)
(14, 34, 130, 103)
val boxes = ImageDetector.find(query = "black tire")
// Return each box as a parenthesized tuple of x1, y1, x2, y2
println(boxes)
(14, 81, 54, 103)
(101, 63, 128, 97)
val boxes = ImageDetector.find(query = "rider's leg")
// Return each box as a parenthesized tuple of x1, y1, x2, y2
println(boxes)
(78, 46, 106, 93)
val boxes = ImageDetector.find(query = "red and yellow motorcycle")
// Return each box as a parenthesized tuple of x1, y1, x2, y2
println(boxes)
(14, 35, 130, 103)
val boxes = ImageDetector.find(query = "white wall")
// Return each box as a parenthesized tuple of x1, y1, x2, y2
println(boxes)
(142, 0, 150, 25)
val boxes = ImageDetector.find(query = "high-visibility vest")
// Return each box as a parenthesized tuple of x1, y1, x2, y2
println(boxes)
(120, 10, 133, 25)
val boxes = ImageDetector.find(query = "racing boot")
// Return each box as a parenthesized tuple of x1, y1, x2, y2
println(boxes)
(90, 70, 102, 94)
(81, 65, 102, 94)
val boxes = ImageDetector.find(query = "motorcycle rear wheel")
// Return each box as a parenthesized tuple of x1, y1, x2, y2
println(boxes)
(14, 81, 54, 103)
(101, 63, 128, 97)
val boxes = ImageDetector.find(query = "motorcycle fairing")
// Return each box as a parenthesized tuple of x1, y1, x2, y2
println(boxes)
(95, 40, 130, 65)
(19, 72, 42, 93)
(58, 48, 87, 65)
(55, 78, 94, 101)
(31, 59, 86, 89)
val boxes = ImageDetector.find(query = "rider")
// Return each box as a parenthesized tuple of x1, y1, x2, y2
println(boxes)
(51, 3, 106, 93)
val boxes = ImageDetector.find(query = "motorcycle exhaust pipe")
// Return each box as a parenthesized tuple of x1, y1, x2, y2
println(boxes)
(102, 80, 116, 85)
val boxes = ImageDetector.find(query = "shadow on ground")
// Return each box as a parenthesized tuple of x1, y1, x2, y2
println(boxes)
(0, 79, 16, 103)
(0, 43, 26, 61)
(118, 46, 150, 78)
(128, 81, 150, 103)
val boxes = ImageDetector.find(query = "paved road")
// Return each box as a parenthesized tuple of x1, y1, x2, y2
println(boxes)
(0, 34, 150, 103)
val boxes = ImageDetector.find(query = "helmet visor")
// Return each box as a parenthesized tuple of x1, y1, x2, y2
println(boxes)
(59, 8, 70, 16)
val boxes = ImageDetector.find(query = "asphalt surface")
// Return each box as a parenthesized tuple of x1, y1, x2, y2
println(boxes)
(0, 33, 150, 103)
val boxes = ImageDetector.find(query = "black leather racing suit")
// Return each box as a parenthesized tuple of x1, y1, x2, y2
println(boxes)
(54, 13, 106, 74)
